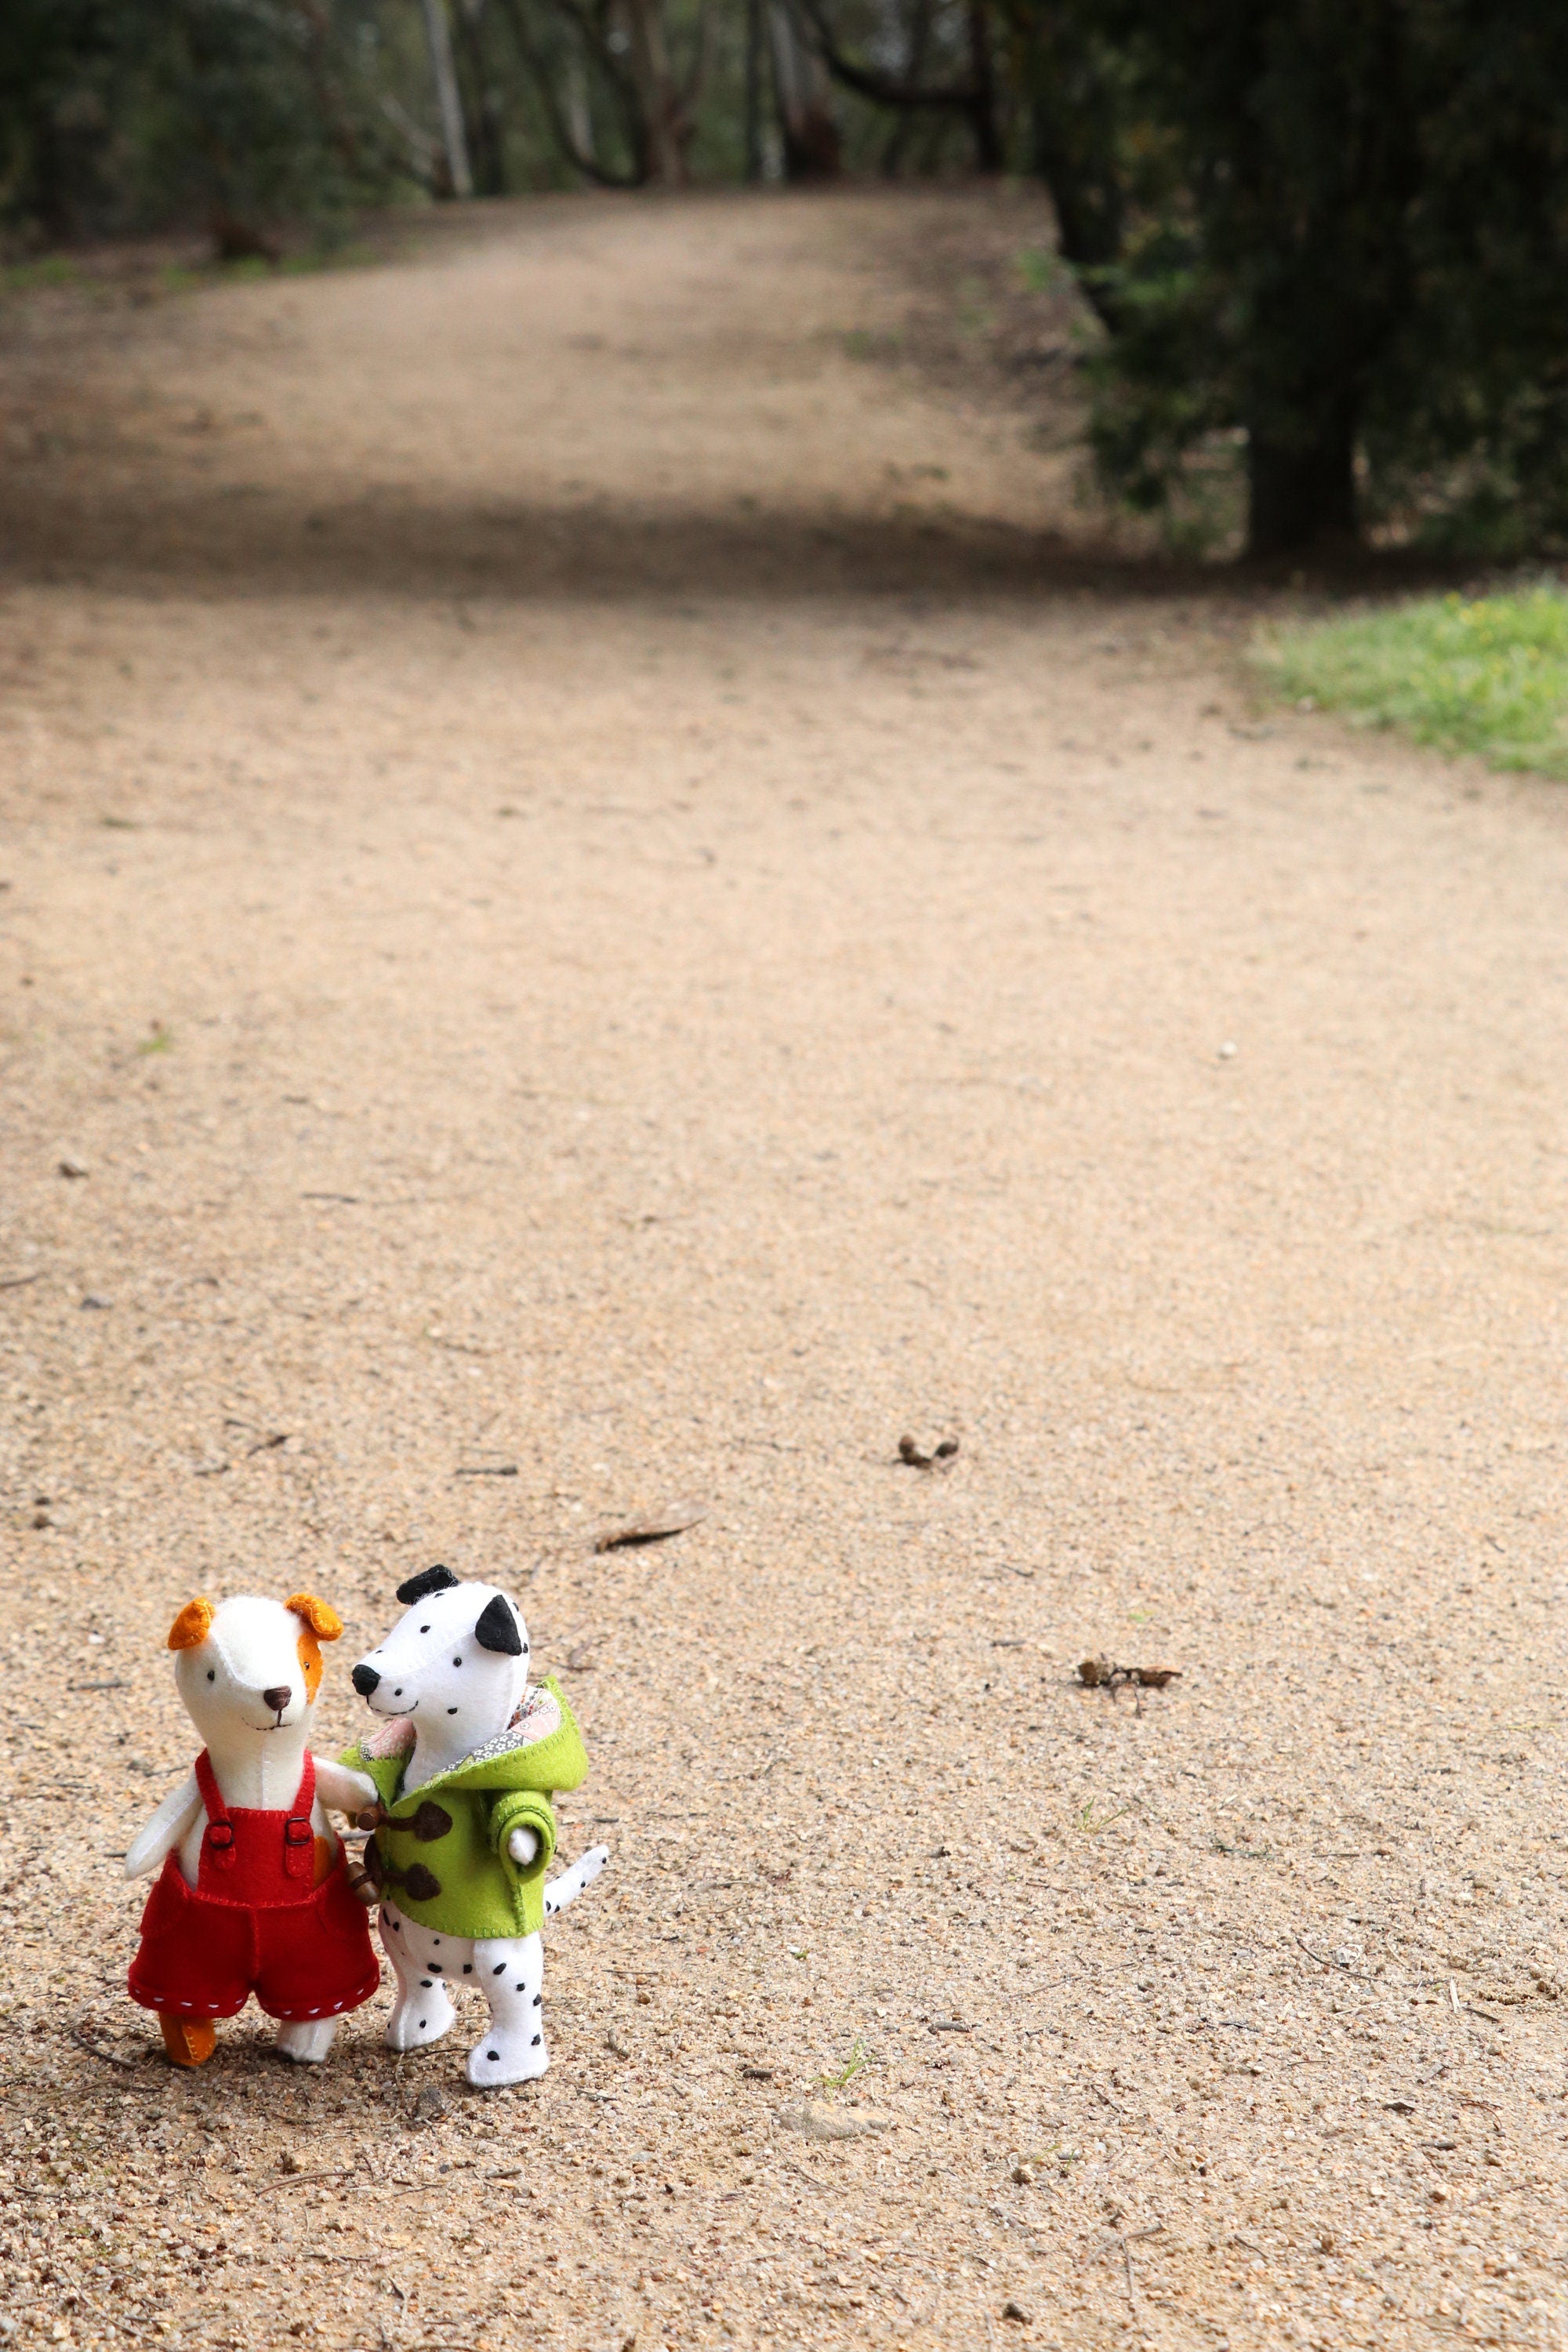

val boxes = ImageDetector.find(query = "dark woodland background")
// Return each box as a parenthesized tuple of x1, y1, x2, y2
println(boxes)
(5, 0, 1568, 557)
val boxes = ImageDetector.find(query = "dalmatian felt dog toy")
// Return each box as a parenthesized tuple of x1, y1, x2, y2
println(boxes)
(343, 1566, 608, 2087)
(125, 1593, 381, 2068)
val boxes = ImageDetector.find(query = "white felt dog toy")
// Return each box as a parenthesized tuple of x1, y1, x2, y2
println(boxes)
(343, 1566, 608, 2087)
(125, 1592, 381, 2068)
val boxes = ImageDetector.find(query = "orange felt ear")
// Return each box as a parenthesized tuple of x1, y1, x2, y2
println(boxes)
(296, 1628, 325, 1700)
(285, 1593, 343, 1641)
(168, 1598, 215, 1651)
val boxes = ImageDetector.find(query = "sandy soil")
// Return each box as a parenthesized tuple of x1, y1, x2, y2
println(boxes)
(1, 187, 1566, 2352)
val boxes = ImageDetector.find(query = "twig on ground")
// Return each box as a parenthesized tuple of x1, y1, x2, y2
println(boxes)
(1078, 2219, 1161, 2313)
(777, 2157, 835, 2194)
(71, 2020, 158, 2082)
(593, 1500, 707, 1552)
(252, 2168, 355, 2196)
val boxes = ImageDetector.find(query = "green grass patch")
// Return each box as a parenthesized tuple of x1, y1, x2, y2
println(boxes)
(1258, 586, 1568, 778)
(2, 256, 80, 293)
(1015, 247, 1065, 294)
(818, 2035, 872, 2091)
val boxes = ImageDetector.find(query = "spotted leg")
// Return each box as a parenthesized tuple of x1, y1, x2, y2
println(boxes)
(380, 1902, 457, 2052)
(467, 1932, 547, 2088)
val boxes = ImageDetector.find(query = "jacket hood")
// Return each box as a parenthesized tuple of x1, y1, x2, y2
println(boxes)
(346, 1678, 588, 1808)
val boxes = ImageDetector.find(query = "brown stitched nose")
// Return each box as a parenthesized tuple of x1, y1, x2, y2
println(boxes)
(260, 1685, 292, 1713)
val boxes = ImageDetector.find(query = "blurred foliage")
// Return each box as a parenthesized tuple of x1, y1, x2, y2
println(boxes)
(1002, 0, 1568, 556)
(0, 0, 414, 246)
(1258, 588, 1568, 778)
(4, 0, 1567, 561)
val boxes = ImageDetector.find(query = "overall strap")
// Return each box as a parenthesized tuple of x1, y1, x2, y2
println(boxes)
(282, 1752, 317, 1881)
(194, 1750, 237, 1871)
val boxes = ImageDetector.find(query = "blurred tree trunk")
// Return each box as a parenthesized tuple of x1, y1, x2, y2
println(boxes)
(452, 0, 507, 192)
(564, 45, 595, 167)
(420, 0, 474, 194)
(623, 0, 687, 183)
(967, 0, 1001, 169)
(797, 0, 986, 172)
(880, 0, 932, 173)
(744, 0, 765, 180)
(768, 0, 839, 180)
(495, 0, 648, 185)
(1246, 409, 1358, 559)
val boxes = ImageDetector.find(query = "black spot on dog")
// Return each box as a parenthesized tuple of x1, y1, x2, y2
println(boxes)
(531, 2034, 541, 2047)
(463, 1964, 473, 1975)
(487, 2049, 499, 2061)
(420, 1979, 433, 1989)
(532, 1993, 541, 2006)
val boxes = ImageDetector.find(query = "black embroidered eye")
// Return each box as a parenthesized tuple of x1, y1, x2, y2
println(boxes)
(419, 1624, 430, 1632)
(452, 1656, 462, 1668)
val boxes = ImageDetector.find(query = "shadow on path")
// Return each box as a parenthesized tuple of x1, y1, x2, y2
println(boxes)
(0, 478, 1214, 605)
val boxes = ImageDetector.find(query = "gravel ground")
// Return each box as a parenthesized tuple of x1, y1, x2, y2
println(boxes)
(1, 187, 1566, 2352)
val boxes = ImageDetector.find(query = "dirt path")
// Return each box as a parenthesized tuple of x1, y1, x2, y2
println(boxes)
(2, 190, 1566, 2352)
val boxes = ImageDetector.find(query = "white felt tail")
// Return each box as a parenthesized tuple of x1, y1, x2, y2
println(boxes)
(543, 1845, 609, 1918)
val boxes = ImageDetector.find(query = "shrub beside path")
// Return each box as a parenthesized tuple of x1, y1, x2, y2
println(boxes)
(1, 190, 1566, 2351)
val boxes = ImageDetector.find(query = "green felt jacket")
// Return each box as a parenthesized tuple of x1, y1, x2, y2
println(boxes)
(340, 1679, 588, 1940)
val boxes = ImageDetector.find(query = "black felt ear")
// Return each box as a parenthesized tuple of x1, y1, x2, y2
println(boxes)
(473, 1592, 522, 1655)
(397, 1564, 460, 1606)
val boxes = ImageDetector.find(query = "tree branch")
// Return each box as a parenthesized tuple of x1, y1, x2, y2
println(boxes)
(793, 0, 980, 111)
(494, 0, 648, 184)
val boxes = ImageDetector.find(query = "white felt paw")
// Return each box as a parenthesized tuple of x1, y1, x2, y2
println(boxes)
(276, 2018, 336, 2065)
(466, 2030, 549, 2088)
(386, 1980, 457, 2052)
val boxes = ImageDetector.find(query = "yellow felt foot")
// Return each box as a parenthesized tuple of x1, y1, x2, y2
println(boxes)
(159, 2013, 217, 2068)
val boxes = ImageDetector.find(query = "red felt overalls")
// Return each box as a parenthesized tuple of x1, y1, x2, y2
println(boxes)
(128, 1753, 379, 2022)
